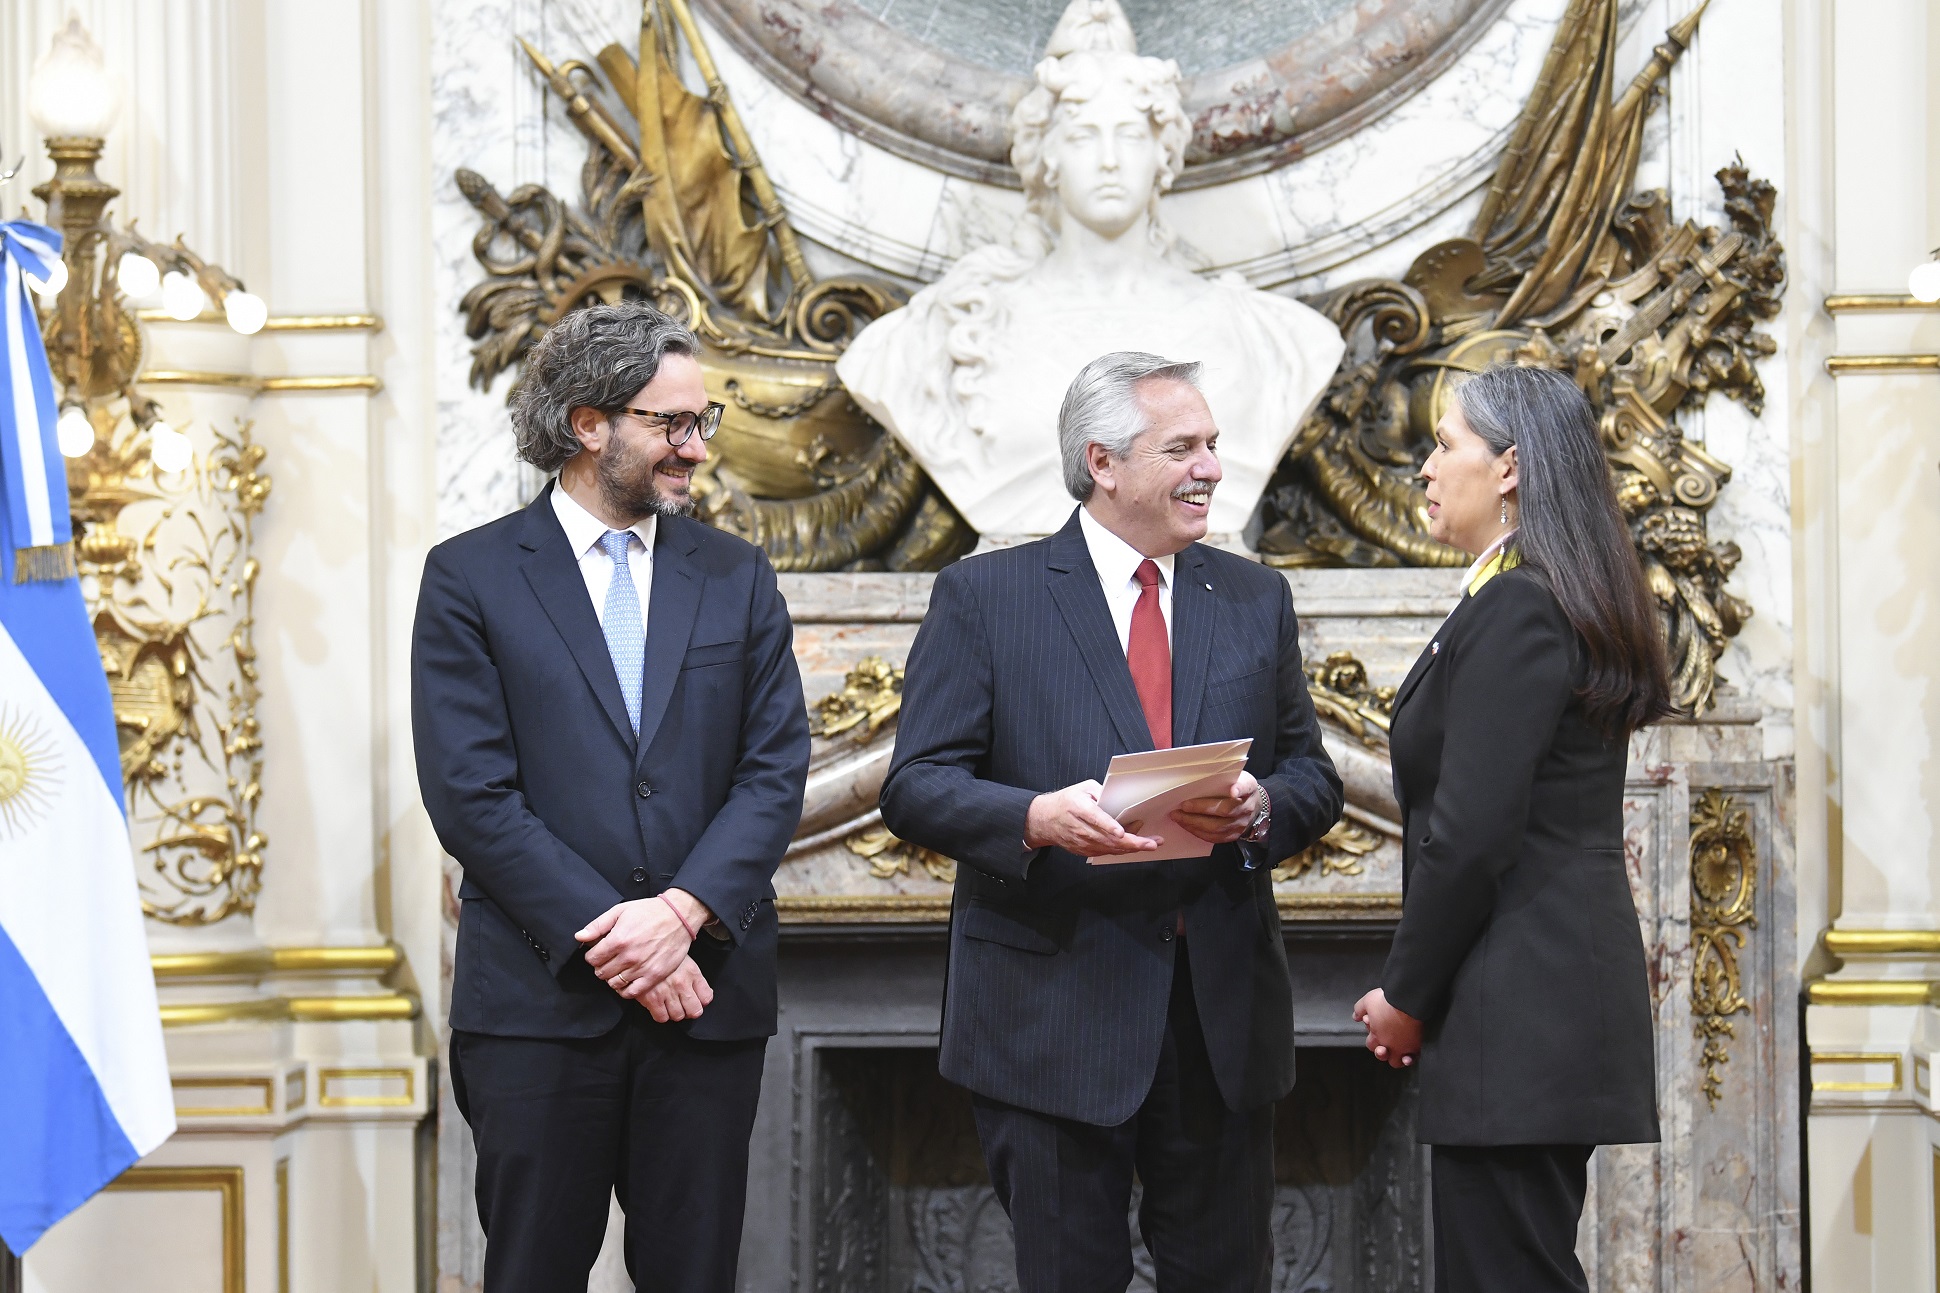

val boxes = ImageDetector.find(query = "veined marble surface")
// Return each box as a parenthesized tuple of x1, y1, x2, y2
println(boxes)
(430, 0, 641, 544)
(706, 0, 1568, 291)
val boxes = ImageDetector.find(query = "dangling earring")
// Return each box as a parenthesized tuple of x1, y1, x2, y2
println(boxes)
(1500, 497, 1508, 526)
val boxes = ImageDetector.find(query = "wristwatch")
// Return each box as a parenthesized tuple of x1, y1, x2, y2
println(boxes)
(1242, 786, 1272, 842)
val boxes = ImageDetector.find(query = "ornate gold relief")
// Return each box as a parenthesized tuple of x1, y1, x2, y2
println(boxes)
(1256, 0, 1777, 716)
(70, 417, 270, 924)
(1274, 820, 1379, 882)
(845, 826, 957, 885)
(457, 0, 973, 573)
(461, 0, 1774, 713)
(1304, 651, 1395, 748)
(807, 656, 903, 740)
(1690, 789, 1757, 1107)
(25, 92, 276, 925)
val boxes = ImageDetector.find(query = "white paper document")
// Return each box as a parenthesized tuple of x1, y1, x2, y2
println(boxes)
(1090, 739, 1253, 863)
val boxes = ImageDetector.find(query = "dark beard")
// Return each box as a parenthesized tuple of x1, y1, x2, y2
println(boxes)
(597, 435, 695, 520)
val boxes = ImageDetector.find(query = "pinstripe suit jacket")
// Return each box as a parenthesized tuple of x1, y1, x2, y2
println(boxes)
(881, 510, 1344, 1124)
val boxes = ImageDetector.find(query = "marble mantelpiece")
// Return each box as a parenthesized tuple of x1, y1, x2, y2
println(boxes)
(763, 564, 1800, 1293)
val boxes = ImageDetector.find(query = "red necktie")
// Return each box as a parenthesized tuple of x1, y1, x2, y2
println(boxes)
(1129, 559, 1171, 749)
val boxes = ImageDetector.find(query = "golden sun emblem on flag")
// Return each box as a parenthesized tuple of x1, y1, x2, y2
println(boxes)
(0, 707, 61, 839)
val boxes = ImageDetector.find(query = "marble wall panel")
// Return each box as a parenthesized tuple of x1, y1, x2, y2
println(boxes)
(700, 0, 1569, 292)
(430, 0, 640, 544)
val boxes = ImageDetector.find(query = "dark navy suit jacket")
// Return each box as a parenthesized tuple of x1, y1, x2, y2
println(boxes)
(411, 485, 809, 1041)
(880, 511, 1344, 1124)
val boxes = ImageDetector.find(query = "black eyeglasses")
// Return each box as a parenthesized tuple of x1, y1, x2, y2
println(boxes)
(619, 402, 725, 446)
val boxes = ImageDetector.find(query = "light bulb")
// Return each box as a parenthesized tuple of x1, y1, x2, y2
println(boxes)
(1908, 258, 1940, 305)
(116, 252, 160, 298)
(148, 421, 193, 474)
(159, 271, 206, 321)
(56, 406, 95, 457)
(24, 258, 68, 298)
(27, 17, 119, 141)
(223, 290, 267, 335)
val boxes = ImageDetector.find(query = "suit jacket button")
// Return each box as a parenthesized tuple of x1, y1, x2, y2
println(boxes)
(636, 781, 653, 799)
(1159, 924, 1175, 943)
(538, 948, 550, 961)
(631, 867, 647, 883)
(1420, 833, 1432, 845)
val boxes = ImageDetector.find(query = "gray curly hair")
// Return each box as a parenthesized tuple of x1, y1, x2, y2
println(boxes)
(509, 302, 700, 474)
(1008, 50, 1191, 258)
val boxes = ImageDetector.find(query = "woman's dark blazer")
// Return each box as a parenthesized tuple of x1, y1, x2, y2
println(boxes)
(1380, 565, 1658, 1147)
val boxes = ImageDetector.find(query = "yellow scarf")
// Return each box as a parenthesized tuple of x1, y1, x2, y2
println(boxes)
(1466, 543, 1521, 596)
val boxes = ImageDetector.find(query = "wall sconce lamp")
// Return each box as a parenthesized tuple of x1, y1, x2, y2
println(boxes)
(1908, 249, 1940, 305)
(26, 17, 267, 470)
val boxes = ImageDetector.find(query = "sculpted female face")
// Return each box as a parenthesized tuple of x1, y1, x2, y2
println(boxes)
(1047, 77, 1161, 240)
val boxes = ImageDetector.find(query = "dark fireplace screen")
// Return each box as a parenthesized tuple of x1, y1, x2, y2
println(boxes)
(809, 1046, 1428, 1292)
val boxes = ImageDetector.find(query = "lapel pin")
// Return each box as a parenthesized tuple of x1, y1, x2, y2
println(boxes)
(1431, 641, 1441, 654)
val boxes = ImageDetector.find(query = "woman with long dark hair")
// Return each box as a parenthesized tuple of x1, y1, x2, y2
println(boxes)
(1353, 363, 1672, 1292)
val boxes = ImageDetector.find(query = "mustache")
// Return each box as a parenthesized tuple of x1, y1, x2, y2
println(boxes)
(1171, 480, 1214, 500)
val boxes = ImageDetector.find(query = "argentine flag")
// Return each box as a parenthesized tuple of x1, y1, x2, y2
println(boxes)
(0, 220, 175, 1253)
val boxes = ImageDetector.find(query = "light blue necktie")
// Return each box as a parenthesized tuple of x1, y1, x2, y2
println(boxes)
(598, 530, 644, 735)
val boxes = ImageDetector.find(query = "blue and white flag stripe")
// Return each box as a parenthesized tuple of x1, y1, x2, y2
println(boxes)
(0, 221, 67, 558)
(0, 222, 174, 1254)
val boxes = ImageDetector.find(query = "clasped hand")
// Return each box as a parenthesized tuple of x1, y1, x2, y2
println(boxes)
(1025, 772, 1262, 857)
(576, 889, 715, 1023)
(1352, 988, 1422, 1069)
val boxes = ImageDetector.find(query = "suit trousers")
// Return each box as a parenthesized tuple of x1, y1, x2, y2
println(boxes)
(970, 945, 1275, 1293)
(449, 1011, 767, 1293)
(1430, 1143, 1593, 1293)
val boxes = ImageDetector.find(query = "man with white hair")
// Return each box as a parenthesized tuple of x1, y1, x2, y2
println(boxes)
(881, 352, 1343, 1290)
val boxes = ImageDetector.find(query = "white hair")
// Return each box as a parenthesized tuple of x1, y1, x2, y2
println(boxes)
(1058, 352, 1203, 501)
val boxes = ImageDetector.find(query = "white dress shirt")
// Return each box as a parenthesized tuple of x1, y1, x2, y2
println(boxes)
(551, 485, 657, 637)
(1078, 505, 1173, 653)
(1456, 528, 1518, 605)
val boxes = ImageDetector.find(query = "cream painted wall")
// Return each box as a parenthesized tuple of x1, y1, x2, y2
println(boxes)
(1795, 1, 1940, 1291)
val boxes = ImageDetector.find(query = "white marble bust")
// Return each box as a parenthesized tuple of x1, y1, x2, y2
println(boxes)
(837, 0, 1345, 541)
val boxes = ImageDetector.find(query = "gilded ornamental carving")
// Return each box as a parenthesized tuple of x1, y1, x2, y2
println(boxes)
(1690, 788, 1758, 1107)
(71, 419, 270, 923)
(458, 0, 1772, 715)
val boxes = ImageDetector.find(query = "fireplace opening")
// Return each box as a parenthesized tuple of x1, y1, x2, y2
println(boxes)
(807, 1046, 1427, 1292)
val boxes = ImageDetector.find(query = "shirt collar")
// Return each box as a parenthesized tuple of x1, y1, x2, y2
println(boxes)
(1462, 528, 1518, 597)
(551, 482, 657, 560)
(1078, 505, 1174, 593)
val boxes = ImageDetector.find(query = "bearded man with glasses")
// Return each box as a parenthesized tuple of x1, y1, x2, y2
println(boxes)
(411, 301, 809, 1292)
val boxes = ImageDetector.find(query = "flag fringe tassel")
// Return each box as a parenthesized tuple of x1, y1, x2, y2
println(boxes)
(13, 542, 76, 583)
